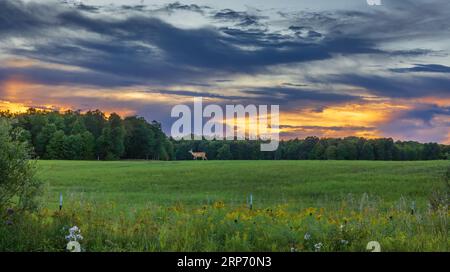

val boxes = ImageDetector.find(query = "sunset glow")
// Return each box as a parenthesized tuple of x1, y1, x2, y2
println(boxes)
(0, 0, 449, 143)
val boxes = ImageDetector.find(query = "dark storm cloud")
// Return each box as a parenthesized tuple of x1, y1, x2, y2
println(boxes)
(0, 0, 60, 35)
(140, 86, 360, 106)
(241, 87, 361, 104)
(282, 83, 308, 87)
(1, 0, 432, 90)
(147, 89, 246, 100)
(398, 104, 450, 125)
(391, 64, 450, 73)
(119, 5, 146, 11)
(164, 2, 207, 13)
(74, 3, 100, 12)
(213, 9, 265, 27)
(320, 74, 450, 98)
(0, 66, 140, 88)
(51, 12, 343, 71)
(379, 104, 450, 143)
(331, 0, 450, 41)
(0, 4, 318, 83)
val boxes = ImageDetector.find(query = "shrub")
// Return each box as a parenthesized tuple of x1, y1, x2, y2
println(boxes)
(0, 118, 42, 211)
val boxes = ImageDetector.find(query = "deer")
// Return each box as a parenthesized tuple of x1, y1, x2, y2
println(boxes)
(189, 150, 208, 160)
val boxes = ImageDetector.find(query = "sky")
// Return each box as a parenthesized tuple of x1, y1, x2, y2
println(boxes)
(0, 0, 449, 143)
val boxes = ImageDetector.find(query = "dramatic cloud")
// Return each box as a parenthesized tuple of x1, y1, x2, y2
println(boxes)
(391, 64, 450, 73)
(0, 0, 449, 143)
(320, 74, 450, 99)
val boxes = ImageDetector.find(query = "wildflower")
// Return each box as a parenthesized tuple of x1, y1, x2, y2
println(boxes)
(65, 226, 83, 242)
(314, 243, 323, 252)
(340, 224, 345, 230)
(305, 207, 316, 216)
(69, 226, 79, 233)
(304, 233, 311, 240)
(66, 241, 81, 252)
(213, 201, 225, 209)
(340, 240, 349, 245)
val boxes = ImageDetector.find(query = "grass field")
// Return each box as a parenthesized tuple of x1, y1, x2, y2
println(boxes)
(38, 160, 449, 211)
(2, 160, 448, 252)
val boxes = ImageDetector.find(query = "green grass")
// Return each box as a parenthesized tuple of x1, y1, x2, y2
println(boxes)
(37, 160, 450, 211)
(2, 160, 448, 252)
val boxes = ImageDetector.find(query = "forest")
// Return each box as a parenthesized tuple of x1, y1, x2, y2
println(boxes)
(1, 109, 448, 161)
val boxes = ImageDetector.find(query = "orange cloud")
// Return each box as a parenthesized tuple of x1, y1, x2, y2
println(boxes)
(279, 102, 411, 139)
(2, 57, 86, 72)
(444, 134, 450, 145)
(1, 77, 447, 143)
(412, 96, 450, 107)
(0, 78, 192, 117)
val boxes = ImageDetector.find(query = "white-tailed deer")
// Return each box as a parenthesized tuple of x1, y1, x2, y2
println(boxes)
(189, 150, 207, 160)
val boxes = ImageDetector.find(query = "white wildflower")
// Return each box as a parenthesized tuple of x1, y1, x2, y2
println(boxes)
(65, 226, 83, 252)
(65, 225, 83, 242)
(314, 242, 323, 252)
(304, 233, 311, 240)
(69, 226, 79, 233)
(67, 241, 81, 252)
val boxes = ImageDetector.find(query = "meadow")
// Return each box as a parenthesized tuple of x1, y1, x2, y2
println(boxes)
(37, 160, 448, 210)
(1, 160, 449, 252)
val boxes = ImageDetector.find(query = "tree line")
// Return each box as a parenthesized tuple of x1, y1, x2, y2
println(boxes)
(0, 109, 173, 160)
(1, 108, 449, 161)
(173, 137, 449, 161)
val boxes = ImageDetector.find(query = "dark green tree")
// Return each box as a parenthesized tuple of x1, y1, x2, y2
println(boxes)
(217, 144, 233, 160)
(35, 123, 57, 158)
(422, 143, 441, 160)
(124, 116, 155, 159)
(63, 134, 84, 160)
(46, 130, 65, 159)
(360, 141, 375, 160)
(325, 145, 338, 160)
(80, 131, 95, 160)
(99, 113, 125, 160)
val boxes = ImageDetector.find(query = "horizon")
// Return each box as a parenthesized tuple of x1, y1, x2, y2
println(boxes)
(0, 0, 449, 144)
(2, 106, 449, 145)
